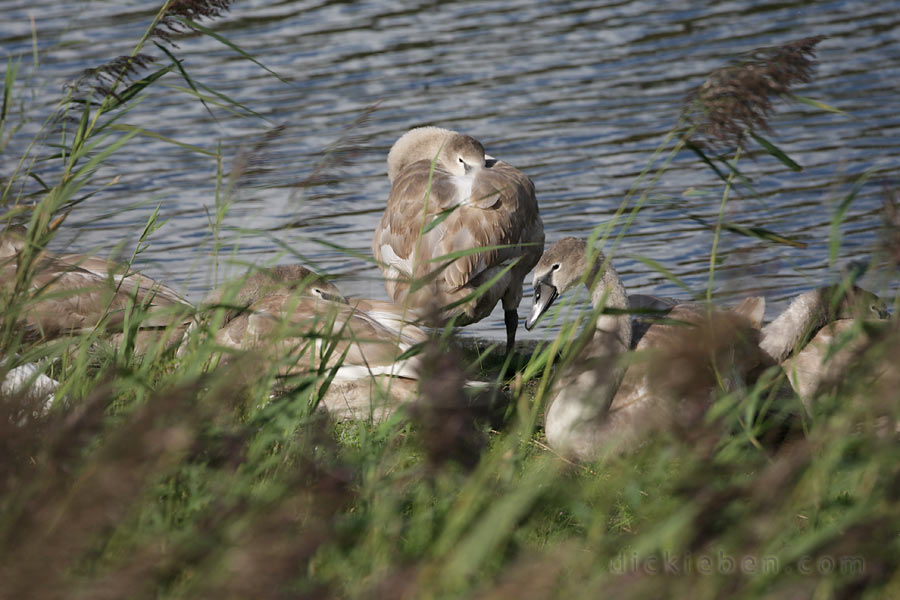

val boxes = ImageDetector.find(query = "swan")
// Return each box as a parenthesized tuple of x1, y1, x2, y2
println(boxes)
(372, 126, 544, 354)
(199, 264, 427, 343)
(524, 237, 764, 460)
(206, 264, 430, 421)
(758, 285, 889, 410)
(201, 264, 346, 320)
(1, 358, 59, 414)
(0, 225, 193, 354)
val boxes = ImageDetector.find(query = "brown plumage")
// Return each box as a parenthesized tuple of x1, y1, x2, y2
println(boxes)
(202, 264, 344, 321)
(525, 237, 764, 460)
(759, 286, 889, 410)
(1, 226, 192, 352)
(372, 126, 544, 353)
(207, 265, 429, 421)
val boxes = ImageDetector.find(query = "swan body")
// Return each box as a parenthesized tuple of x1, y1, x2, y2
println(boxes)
(525, 238, 763, 460)
(373, 127, 544, 353)
(1, 358, 59, 413)
(207, 265, 429, 421)
(759, 286, 889, 409)
(0, 226, 192, 353)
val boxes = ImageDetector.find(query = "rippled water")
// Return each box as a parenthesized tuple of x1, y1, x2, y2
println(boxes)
(2, 0, 898, 340)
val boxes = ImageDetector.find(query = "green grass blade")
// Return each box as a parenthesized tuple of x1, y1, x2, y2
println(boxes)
(178, 17, 292, 85)
(750, 132, 802, 172)
(686, 140, 728, 182)
(828, 168, 874, 266)
(791, 94, 849, 116)
(689, 215, 808, 248)
(106, 123, 217, 156)
(627, 254, 694, 294)
(422, 204, 461, 235)
(1, 57, 21, 138)
(98, 63, 176, 112)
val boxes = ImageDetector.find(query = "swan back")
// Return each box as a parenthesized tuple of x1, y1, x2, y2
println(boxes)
(210, 266, 423, 379)
(1, 249, 191, 343)
(348, 297, 429, 344)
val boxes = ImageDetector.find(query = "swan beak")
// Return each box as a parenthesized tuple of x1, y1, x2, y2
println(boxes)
(525, 282, 558, 330)
(321, 291, 348, 304)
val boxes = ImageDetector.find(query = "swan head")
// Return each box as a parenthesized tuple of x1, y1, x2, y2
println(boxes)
(442, 134, 486, 177)
(828, 285, 890, 320)
(386, 127, 486, 181)
(262, 265, 346, 304)
(206, 264, 346, 311)
(525, 237, 594, 330)
(0, 225, 28, 259)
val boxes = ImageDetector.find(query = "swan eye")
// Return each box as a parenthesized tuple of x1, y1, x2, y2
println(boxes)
(535, 288, 541, 300)
(552, 264, 560, 271)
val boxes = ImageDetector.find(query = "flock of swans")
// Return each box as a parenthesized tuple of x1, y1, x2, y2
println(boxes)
(1, 126, 892, 458)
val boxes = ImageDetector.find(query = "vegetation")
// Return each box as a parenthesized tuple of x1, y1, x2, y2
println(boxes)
(2, 4, 899, 599)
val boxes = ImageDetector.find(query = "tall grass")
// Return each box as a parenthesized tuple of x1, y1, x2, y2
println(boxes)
(1, 9, 899, 600)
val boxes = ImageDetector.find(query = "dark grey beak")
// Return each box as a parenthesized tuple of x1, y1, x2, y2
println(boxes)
(524, 282, 558, 330)
(320, 291, 348, 304)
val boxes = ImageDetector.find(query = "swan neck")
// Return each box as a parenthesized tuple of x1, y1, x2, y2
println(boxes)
(759, 290, 829, 363)
(587, 259, 632, 352)
(543, 255, 632, 461)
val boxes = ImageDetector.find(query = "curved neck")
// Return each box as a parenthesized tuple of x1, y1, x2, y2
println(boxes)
(587, 259, 633, 354)
(387, 127, 453, 182)
(544, 255, 633, 461)
(759, 289, 829, 363)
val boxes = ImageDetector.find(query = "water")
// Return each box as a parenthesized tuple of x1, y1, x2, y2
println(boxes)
(2, 0, 898, 341)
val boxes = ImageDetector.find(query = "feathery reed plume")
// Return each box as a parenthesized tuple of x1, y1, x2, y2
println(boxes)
(292, 104, 378, 194)
(153, 0, 235, 45)
(644, 308, 762, 449)
(682, 36, 825, 150)
(66, 53, 157, 102)
(229, 124, 288, 188)
(65, 0, 236, 103)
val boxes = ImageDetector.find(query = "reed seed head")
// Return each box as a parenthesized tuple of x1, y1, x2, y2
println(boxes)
(682, 36, 826, 150)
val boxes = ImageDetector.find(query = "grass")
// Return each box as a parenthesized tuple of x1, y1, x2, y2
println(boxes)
(2, 7, 900, 600)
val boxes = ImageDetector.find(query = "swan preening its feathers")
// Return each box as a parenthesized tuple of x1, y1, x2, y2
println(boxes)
(373, 126, 544, 354)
